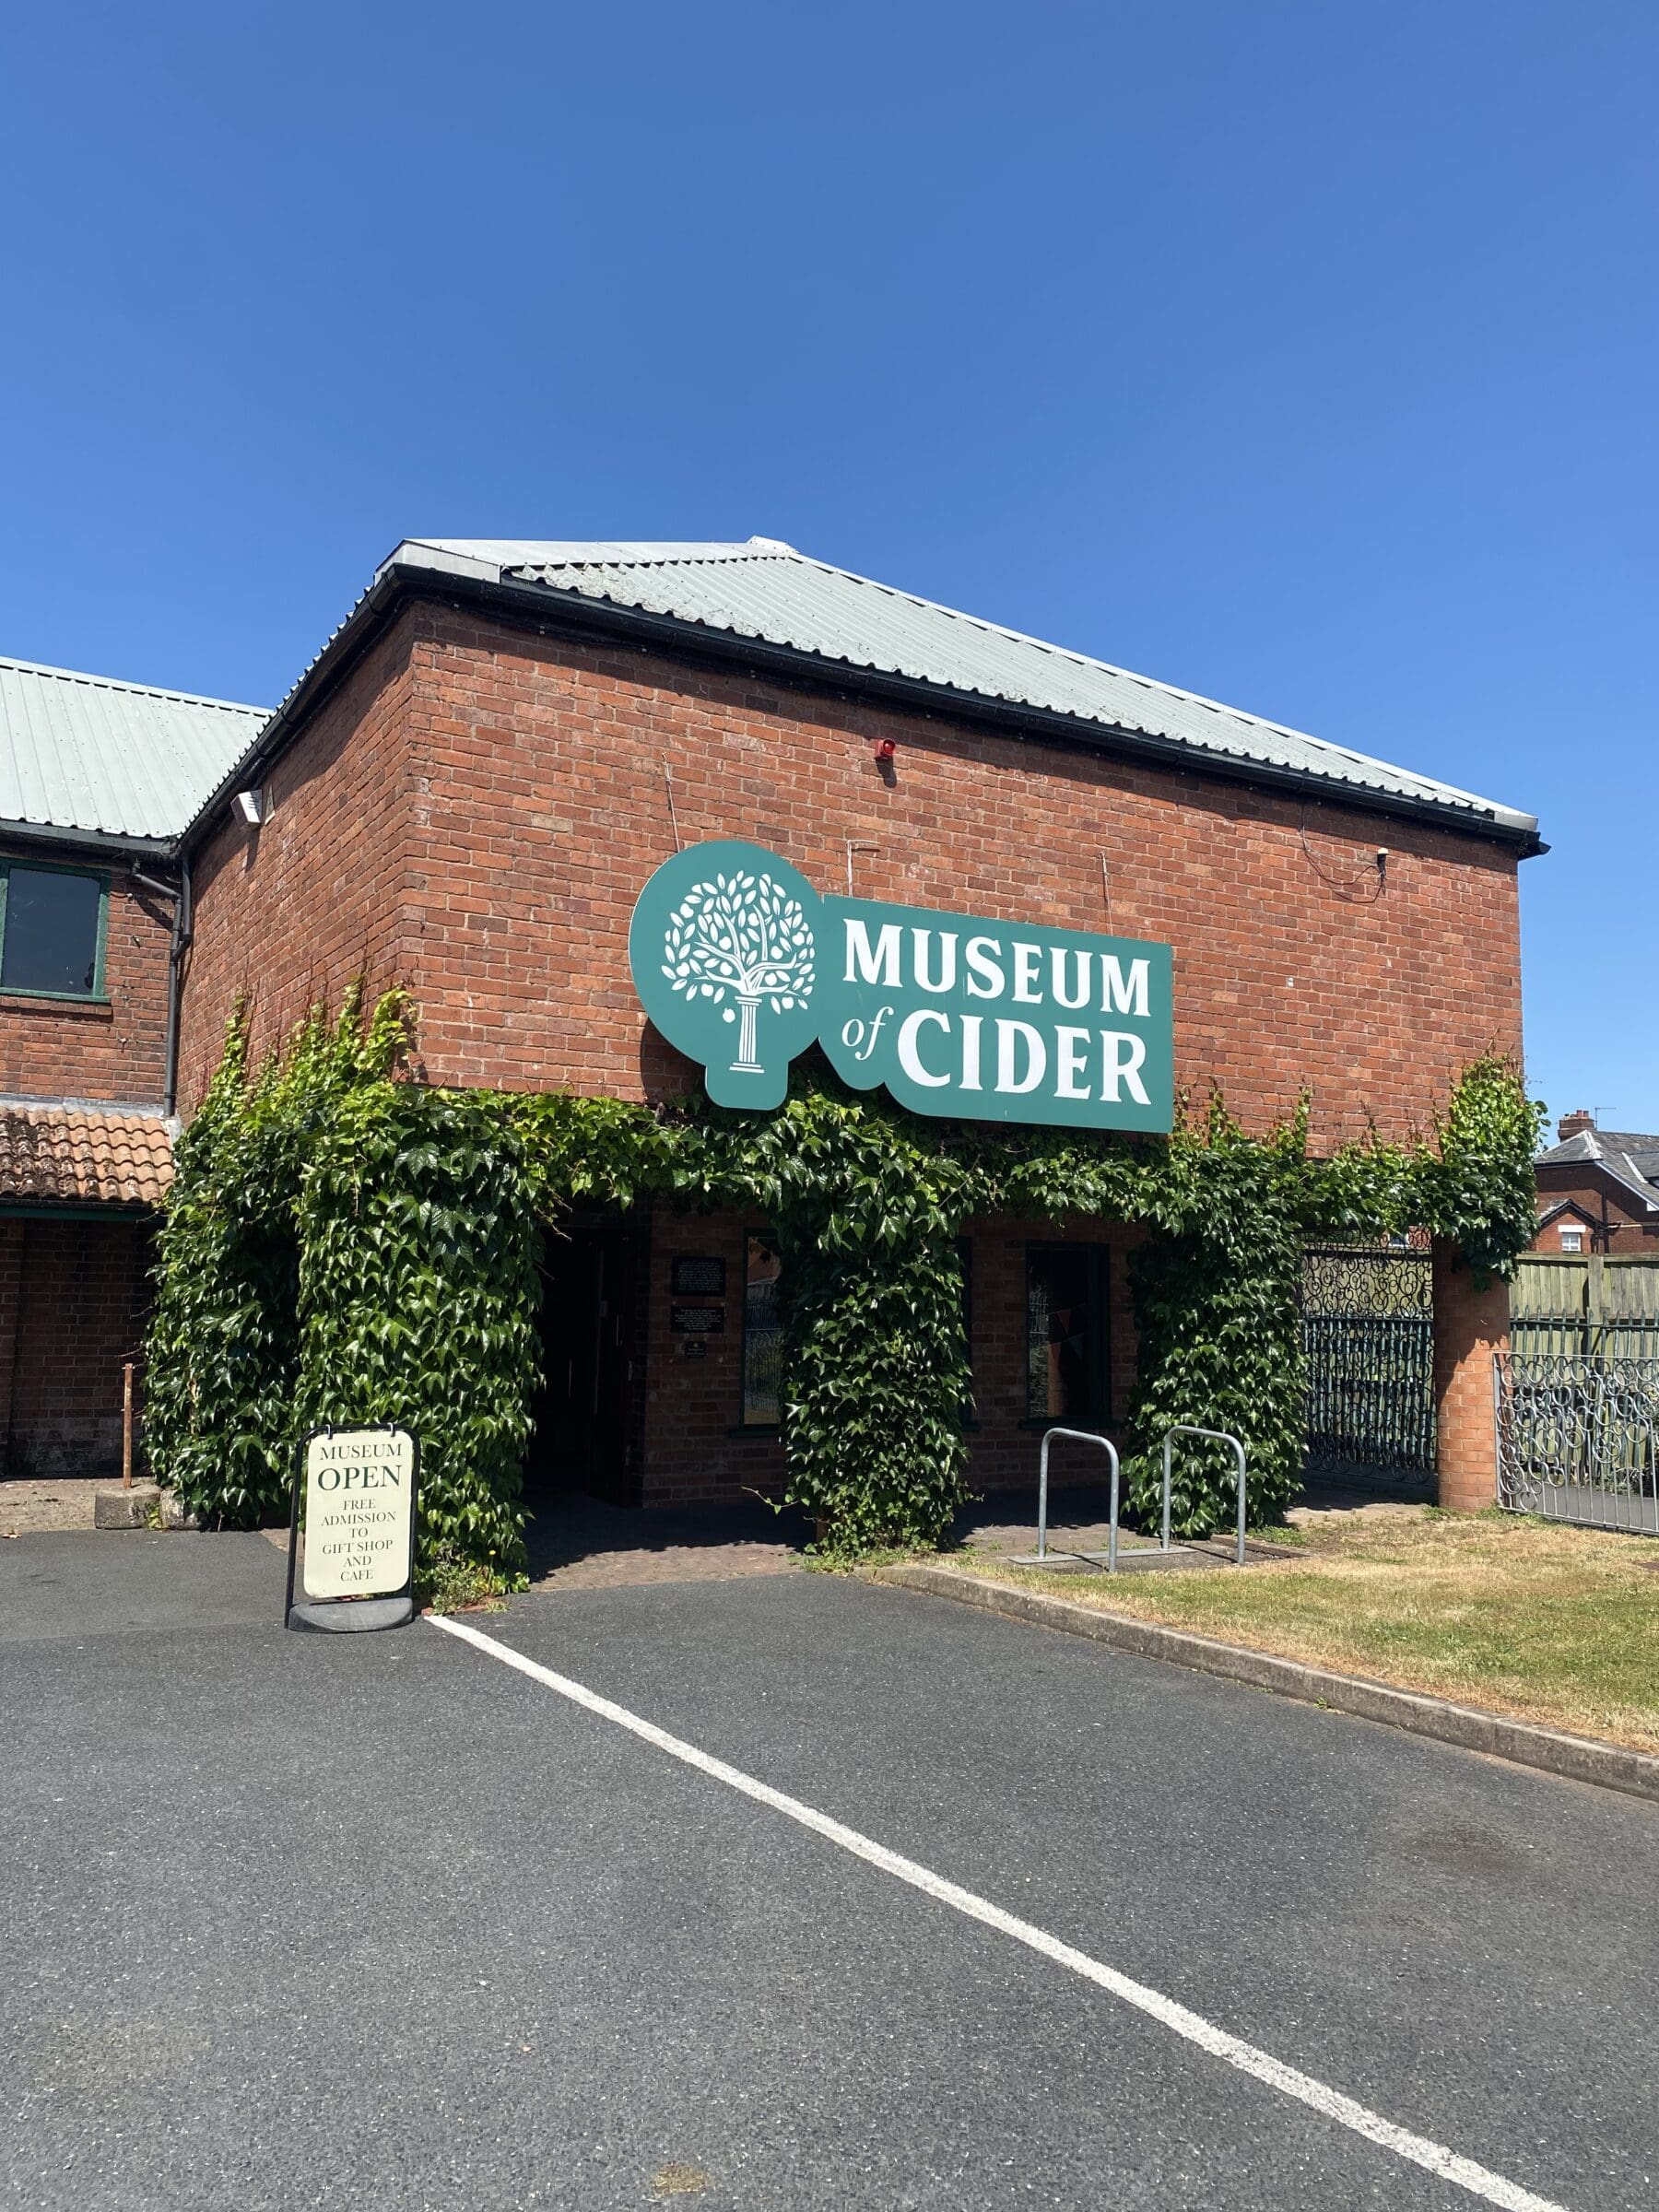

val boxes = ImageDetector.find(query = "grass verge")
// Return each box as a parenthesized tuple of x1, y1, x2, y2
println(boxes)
(945, 1507, 1659, 1753)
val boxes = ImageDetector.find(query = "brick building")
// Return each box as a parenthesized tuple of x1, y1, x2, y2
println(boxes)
(156, 536, 1538, 1513)
(0, 657, 264, 1477)
(1531, 1111, 1659, 1253)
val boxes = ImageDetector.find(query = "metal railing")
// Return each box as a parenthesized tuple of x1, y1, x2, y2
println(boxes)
(1162, 1425, 1249, 1565)
(1495, 1349, 1659, 1533)
(1036, 1428, 1122, 1568)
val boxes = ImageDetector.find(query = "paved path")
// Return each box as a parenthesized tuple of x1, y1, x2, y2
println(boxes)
(1, 1464, 1426, 1562)
(524, 1495, 812, 1589)
(3, 1530, 1655, 2209)
(0, 1477, 142, 1536)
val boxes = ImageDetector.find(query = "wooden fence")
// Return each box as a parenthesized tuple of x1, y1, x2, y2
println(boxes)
(1510, 1254, 1659, 1358)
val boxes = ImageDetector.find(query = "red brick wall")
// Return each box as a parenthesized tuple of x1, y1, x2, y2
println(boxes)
(1433, 1239, 1508, 1511)
(641, 1204, 1146, 1508)
(643, 1209, 781, 1506)
(960, 1215, 1146, 1491)
(179, 598, 1524, 1146)
(177, 620, 420, 1106)
(0, 850, 174, 1105)
(0, 1218, 21, 1476)
(171, 594, 1529, 1510)
(389, 607, 1522, 1145)
(1, 1218, 150, 1478)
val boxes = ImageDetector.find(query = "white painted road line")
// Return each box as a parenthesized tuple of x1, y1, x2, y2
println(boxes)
(430, 1611, 1568, 2212)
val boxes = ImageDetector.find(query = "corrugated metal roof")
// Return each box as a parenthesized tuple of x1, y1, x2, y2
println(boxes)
(0, 1103, 172, 1207)
(388, 537, 1536, 838)
(0, 656, 268, 843)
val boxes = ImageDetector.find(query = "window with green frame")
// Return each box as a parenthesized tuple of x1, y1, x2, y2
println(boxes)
(1025, 1242, 1110, 1424)
(0, 860, 109, 999)
(740, 1230, 783, 1427)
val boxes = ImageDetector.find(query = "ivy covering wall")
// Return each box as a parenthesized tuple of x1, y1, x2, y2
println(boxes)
(146, 990, 1542, 1585)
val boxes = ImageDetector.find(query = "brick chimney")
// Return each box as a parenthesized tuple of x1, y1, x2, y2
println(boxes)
(1558, 1109, 1595, 1142)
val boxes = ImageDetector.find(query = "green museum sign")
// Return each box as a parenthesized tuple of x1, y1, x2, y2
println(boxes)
(629, 841, 1173, 1133)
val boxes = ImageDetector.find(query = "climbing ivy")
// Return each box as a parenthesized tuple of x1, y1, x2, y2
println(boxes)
(1412, 1053, 1547, 1286)
(294, 1077, 542, 1587)
(145, 987, 406, 1529)
(146, 990, 1542, 1578)
(689, 1085, 989, 1559)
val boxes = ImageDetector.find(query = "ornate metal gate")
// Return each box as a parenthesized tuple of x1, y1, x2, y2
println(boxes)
(1302, 1244, 1435, 1476)
(1497, 1257, 1659, 1529)
(1495, 1351, 1659, 1532)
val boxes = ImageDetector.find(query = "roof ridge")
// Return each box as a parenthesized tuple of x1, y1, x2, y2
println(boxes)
(493, 535, 1506, 813)
(0, 653, 268, 717)
(263, 535, 1539, 852)
(446, 537, 792, 573)
(781, 547, 1499, 799)
(512, 536, 1322, 743)
(552, 547, 793, 571)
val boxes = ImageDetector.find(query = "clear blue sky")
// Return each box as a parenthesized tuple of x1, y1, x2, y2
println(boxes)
(2, 3, 1652, 1135)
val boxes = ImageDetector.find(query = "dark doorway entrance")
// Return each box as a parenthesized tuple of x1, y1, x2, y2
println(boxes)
(526, 1209, 649, 1507)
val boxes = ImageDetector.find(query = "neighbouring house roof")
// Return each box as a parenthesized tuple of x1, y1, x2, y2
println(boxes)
(1536, 1127, 1659, 1218)
(0, 654, 268, 849)
(368, 537, 1538, 843)
(0, 1103, 173, 1208)
(1535, 1197, 1600, 1230)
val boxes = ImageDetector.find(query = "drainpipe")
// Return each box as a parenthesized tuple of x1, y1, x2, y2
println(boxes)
(131, 854, 192, 1122)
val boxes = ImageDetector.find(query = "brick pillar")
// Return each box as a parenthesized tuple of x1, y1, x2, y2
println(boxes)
(1432, 1239, 1509, 1511)
(0, 1220, 23, 1478)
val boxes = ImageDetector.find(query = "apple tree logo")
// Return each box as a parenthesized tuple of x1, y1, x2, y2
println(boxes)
(629, 841, 824, 1108)
(662, 868, 816, 1076)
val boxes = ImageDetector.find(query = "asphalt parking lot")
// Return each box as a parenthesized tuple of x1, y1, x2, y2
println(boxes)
(4, 1530, 1655, 2211)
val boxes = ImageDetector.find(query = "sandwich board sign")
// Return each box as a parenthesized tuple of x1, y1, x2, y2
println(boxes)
(629, 840, 1173, 1131)
(285, 1425, 418, 1633)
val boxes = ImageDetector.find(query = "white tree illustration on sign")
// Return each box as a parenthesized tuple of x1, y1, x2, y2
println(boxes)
(661, 869, 816, 1076)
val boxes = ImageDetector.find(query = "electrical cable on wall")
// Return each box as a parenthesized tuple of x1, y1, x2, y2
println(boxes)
(1298, 808, 1387, 904)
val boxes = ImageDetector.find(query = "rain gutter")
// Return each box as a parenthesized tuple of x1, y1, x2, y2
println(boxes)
(130, 855, 193, 1122)
(0, 818, 176, 860)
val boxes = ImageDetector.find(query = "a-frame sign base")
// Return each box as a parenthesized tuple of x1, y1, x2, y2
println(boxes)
(287, 1593, 415, 1634)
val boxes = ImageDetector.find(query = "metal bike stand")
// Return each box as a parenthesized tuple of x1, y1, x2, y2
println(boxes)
(1010, 1424, 1250, 1574)
(1010, 1427, 1122, 1570)
(1161, 1424, 1249, 1565)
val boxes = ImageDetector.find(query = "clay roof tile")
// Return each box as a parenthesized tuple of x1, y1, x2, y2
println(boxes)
(0, 1105, 172, 1208)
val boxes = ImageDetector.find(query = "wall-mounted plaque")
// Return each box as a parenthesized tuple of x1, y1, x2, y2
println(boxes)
(671, 1304, 725, 1334)
(672, 1256, 726, 1297)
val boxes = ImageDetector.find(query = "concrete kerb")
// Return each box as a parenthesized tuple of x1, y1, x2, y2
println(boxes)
(91, 1485, 196, 1531)
(868, 1560, 1659, 1806)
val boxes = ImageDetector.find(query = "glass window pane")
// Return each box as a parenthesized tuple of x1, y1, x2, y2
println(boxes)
(742, 1232, 783, 1427)
(1, 868, 101, 994)
(1027, 1245, 1107, 1421)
